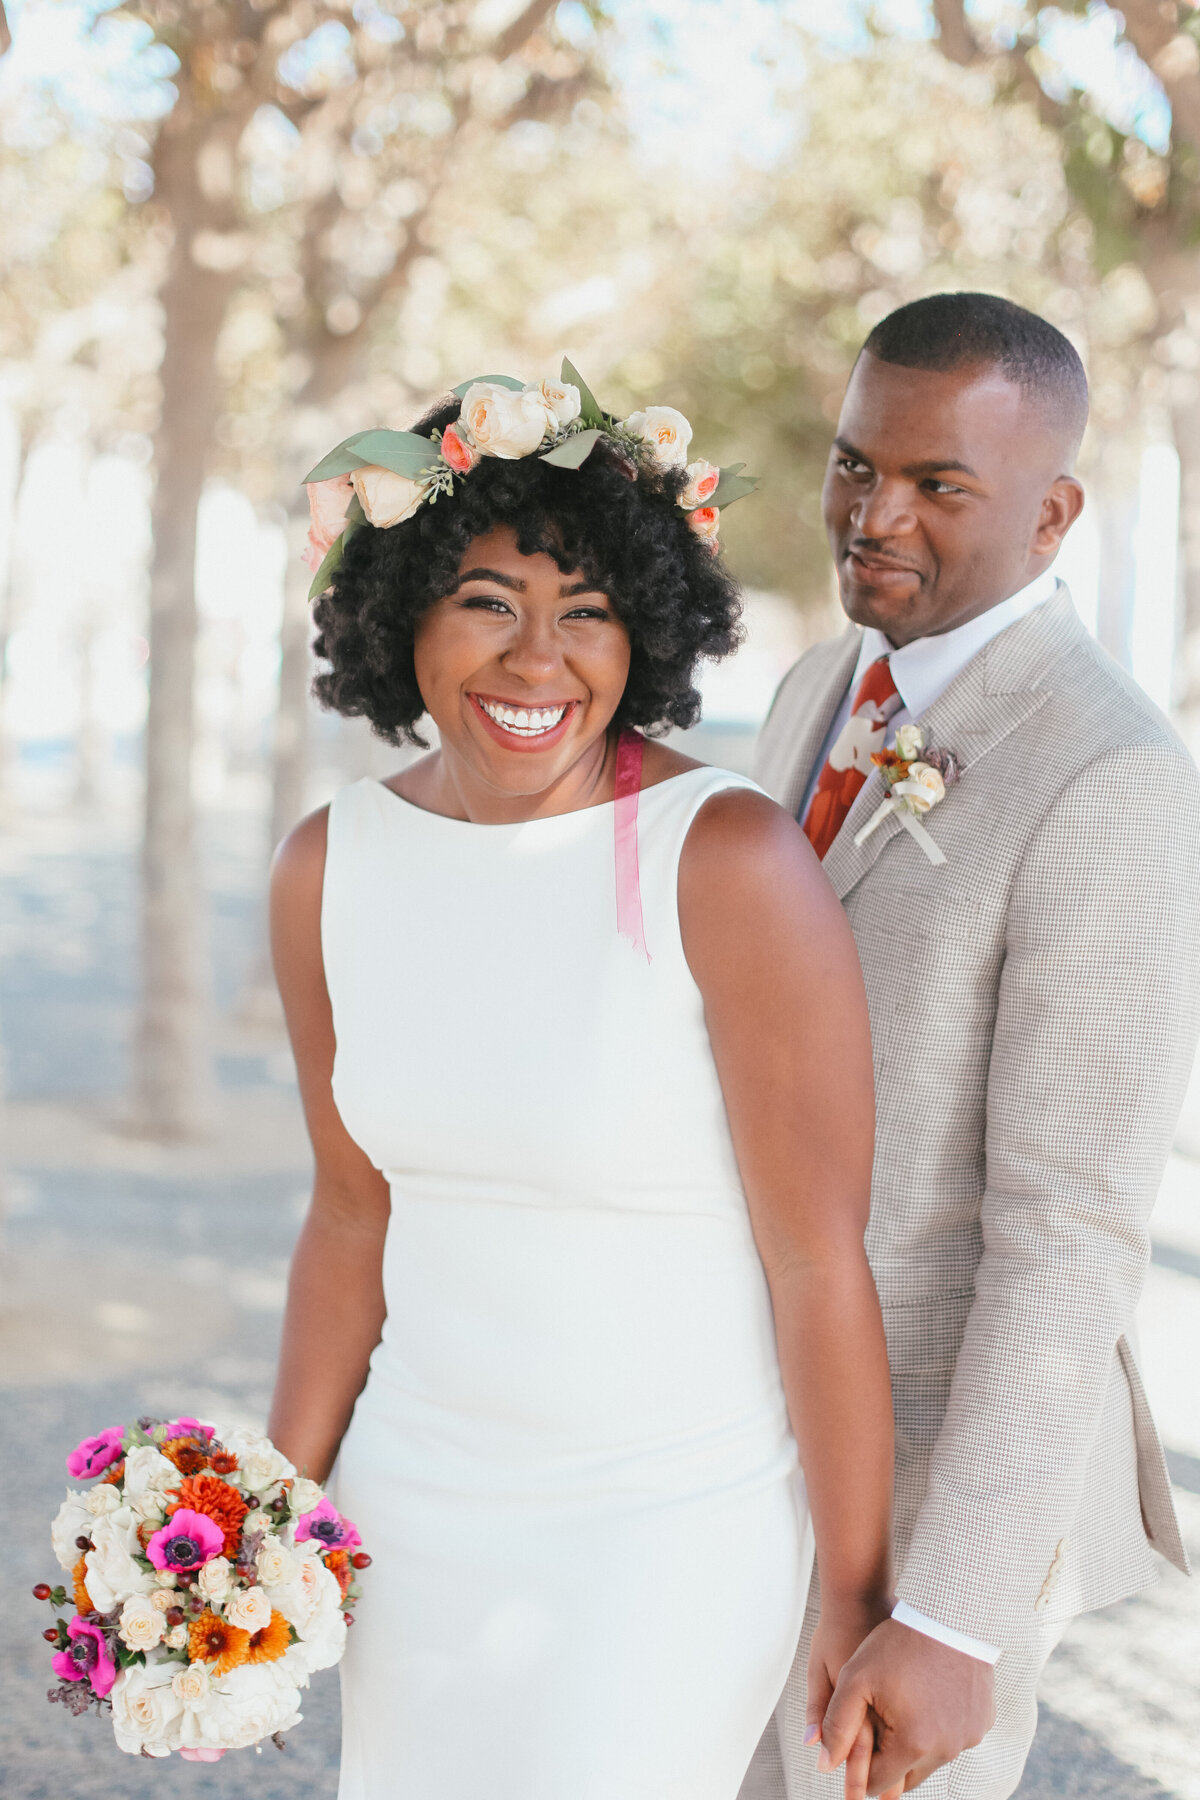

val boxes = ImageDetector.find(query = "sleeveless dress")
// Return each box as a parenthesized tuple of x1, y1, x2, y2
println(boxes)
(322, 768, 813, 1800)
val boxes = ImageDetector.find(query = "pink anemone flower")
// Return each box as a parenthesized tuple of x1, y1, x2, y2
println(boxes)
(163, 1417, 214, 1442)
(294, 1496, 362, 1553)
(66, 1427, 125, 1480)
(146, 1508, 225, 1572)
(52, 1617, 117, 1698)
(181, 1749, 226, 1762)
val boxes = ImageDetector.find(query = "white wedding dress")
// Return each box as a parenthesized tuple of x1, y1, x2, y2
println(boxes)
(323, 770, 812, 1800)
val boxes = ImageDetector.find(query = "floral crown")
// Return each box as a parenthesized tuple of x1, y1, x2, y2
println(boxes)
(301, 359, 758, 600)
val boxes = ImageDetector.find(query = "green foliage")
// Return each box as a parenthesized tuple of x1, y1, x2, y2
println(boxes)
(561, 358, 605, 428)
(540, 426, 604, 468)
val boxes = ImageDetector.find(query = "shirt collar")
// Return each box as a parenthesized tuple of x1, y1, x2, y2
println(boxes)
(852, 568, 1060, 719)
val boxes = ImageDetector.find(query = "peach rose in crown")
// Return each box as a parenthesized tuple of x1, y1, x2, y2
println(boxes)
(623, 405, 693, 470)
(687, 505, 720, 550)
(679, 460, 719, 511)
(302, 474, 354, 573)
(440, 423, 480, 476)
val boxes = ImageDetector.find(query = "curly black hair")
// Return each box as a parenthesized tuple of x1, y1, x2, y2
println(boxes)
(311, 397, 744, 745)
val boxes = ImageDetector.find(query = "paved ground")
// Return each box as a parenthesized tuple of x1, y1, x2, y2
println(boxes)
(1, 786, 1197, 1796)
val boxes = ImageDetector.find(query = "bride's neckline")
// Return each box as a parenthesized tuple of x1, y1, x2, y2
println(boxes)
(371, 764, 712, 829)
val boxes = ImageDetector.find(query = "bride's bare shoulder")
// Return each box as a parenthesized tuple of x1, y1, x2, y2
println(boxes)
(270, 803, 331, 910)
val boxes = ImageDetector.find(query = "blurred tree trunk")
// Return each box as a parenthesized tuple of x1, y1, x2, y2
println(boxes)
(130, 104, 243, 1137)
(270, 526, 314, 854)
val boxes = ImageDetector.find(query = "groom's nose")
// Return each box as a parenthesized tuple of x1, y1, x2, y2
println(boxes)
(850, 479, 918, 540)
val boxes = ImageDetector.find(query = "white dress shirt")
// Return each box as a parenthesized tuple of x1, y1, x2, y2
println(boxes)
(802, 568, 1060, 1663)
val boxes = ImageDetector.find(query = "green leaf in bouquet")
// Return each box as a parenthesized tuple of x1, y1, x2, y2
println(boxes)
(308, 532, 346, 602)
(451, 373, 526, 397)
(540, 427, 603, 469)
(561, 358, 605, 428)
(708, 463, 760, 509)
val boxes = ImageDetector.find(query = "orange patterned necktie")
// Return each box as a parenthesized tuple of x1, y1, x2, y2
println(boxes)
(802, 656, 902, 860)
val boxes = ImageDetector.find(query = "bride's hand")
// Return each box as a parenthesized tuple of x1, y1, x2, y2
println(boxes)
(805, 1596, 903, 1800)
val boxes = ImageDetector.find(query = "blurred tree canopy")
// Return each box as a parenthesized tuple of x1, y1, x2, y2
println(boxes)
(642, 35, 1102, 601)
(920, 0, 1200, 711)
(4, 0, 1200, 1133)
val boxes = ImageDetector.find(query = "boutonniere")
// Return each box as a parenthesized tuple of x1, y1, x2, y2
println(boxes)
(853, 724, 961, 866)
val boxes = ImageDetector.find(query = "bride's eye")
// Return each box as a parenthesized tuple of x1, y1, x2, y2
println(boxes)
(460, 595, 514, 615)
(562, 604, 611, 621)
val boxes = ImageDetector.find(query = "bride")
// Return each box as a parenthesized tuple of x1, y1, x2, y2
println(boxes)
(266, 372, 895, 1799)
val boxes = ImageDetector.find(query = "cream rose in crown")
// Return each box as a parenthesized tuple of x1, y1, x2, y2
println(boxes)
(35, 1417, 369, 1759)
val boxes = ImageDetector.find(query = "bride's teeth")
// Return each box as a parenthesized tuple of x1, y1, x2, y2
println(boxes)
(479, 698, 569, 734)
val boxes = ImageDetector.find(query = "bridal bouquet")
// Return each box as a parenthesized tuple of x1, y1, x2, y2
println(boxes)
(35, 1416, 369, 1758)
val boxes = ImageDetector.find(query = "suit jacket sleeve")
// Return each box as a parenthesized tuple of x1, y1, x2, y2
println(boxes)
(895, 739, 1200, 1647)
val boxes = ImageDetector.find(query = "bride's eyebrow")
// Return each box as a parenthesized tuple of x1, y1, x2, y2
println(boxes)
(454, 567, 525, 590)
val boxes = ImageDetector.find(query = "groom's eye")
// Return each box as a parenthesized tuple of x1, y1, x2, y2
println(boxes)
(923, 479, 966, 496)
(836, 456, 870, 477)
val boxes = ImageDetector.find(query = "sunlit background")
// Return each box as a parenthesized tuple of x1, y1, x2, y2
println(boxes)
(2, 3, 1199, 1795)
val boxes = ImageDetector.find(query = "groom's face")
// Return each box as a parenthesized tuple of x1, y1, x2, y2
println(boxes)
(822, 352, 1084, 647)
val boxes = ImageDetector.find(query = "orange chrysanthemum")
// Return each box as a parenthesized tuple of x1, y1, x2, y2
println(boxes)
(870, 750, 910, 777)
(163, 1436, 211, 1476)
(168, 1474, 249, 1559)
(325, 1549, 353, 1599)
(209, 1450, 238, 1476)
(72, 1556, 93, 1615)
(188, 1609, 249, 1676)
(102, 1458, 126, 1486)
(244, 1609, 291, 1665)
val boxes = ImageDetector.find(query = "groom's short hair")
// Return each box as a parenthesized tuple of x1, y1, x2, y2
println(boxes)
(862, 292, 1089, 456)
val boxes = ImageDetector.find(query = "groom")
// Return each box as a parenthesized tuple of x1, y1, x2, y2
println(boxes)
(743, 292, 1200, 1799)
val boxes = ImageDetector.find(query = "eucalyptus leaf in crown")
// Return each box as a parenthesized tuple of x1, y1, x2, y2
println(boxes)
(301, 359, 759, 600)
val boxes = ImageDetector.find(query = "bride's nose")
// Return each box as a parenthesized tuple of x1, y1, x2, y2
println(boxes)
(500, 614, 562, 683)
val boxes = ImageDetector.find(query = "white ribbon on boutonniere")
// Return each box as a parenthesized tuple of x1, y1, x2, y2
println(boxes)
(853, 724, 961, 866)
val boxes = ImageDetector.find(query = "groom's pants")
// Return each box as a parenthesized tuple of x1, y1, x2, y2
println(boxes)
(738, 1585, 1066, 1800)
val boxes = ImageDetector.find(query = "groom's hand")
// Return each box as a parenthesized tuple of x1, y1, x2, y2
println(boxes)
(818, 1619, 996, 1795)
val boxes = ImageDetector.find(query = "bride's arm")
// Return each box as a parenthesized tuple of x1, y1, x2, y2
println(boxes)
(680, 788, 894, 1800)
(265, 807, 390, 1483)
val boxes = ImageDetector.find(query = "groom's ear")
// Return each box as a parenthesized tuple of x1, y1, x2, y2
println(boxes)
(1033, 475, 1085, 557)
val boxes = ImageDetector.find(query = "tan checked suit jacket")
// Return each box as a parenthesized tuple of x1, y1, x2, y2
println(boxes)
(748, 588, 1200, 1792)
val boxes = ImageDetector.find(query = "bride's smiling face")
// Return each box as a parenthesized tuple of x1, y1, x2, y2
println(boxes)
(412, 525, 632, 803)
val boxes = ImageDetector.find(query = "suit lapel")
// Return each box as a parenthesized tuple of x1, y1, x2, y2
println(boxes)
(821, 588, 1085, 900)
(766, 627, 861, 818)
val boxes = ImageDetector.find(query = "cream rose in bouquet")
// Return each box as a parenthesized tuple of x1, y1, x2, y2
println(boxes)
(36, 1415, 369, 1758)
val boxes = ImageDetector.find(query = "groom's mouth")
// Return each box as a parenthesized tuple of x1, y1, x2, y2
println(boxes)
(845, 547, 924, 591)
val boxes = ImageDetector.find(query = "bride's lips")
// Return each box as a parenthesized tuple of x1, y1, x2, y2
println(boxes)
(845, 548, 923, 590)
(468, 692, 580, 753)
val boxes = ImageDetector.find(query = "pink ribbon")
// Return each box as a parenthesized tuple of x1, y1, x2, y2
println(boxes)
(614, 728, 650, 962)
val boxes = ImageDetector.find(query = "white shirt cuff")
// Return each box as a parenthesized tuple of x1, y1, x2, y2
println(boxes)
(891, 1601, 1001, 1664)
